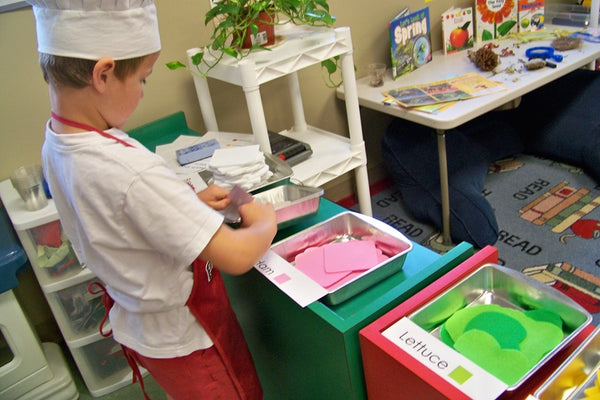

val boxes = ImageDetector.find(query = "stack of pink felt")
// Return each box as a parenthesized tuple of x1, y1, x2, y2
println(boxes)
(294, 240, 389, 291)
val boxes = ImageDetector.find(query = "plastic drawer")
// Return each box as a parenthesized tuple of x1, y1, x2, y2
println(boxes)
(46, 278, 107, 345)
(18, 220, 84, 285)
(69, 336, 132, 397)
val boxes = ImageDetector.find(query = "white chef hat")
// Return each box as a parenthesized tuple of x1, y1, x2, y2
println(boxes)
(27, 0, 161, 60)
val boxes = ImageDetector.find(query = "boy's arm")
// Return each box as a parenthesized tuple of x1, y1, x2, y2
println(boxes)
(199, 201, 277, 275)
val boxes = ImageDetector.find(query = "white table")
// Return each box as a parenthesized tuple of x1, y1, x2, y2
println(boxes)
(338, 31, 600, 245)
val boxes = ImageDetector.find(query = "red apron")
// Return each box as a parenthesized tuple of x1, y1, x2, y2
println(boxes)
(90, 260, 262, 400)
(186, 259, 263, 400)
(52, 113, 262, 399)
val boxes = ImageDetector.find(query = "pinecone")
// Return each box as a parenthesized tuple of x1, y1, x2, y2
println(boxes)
(468, 47, 500, 71)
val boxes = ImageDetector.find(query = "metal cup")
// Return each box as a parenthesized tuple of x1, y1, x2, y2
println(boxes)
(10, 165, 48, 211)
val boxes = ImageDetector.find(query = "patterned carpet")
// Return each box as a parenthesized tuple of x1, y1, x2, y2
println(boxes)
(349, 154, 600, 323)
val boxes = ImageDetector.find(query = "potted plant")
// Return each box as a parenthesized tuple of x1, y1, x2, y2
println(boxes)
(166, 0, 336, 76)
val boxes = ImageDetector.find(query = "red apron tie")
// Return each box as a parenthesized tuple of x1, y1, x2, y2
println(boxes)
(87, 281, 151, 400)
(51, 112, 135, 148)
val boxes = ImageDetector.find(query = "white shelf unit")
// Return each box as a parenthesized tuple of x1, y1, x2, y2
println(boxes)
(0, 180, 139, 398)
(187, 25, 373, 216)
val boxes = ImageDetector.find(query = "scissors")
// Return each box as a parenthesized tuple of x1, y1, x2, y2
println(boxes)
(525, 46, 563, 62)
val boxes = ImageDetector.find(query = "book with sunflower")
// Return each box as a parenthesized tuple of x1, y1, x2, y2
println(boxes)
(389, 7, 432, 79)
(475, 0, 518, 42)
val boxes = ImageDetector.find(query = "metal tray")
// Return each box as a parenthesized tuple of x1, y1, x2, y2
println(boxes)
(408, 263, 592, 392)
(200, 153, 293, 192)
(535, 326, 600, 400)
(271, 211, 413, 305)
(253, 184, 324, 229)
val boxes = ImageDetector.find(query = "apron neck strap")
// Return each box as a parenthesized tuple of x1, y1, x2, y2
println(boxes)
(51, 112, 134, 148)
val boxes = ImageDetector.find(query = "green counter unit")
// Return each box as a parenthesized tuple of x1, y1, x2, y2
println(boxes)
(222, 199, 474, 400)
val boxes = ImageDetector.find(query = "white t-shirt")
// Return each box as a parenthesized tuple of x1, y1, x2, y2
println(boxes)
(41, 121, 224, 358)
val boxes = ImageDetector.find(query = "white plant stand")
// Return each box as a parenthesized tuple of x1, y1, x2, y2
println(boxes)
(187, 25, 373, 216)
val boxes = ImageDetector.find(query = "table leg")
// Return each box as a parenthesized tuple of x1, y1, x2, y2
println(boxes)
(436, 129, 452, 246)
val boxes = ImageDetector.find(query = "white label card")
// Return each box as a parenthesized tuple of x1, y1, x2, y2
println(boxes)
(254, 249, 328, 308)
(381, 317, 508, 400)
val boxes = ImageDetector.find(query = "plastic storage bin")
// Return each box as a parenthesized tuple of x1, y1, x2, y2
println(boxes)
(546, 3, 598, 27)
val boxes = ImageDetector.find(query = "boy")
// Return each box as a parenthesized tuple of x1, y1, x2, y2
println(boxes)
(27, 1, 276, 399)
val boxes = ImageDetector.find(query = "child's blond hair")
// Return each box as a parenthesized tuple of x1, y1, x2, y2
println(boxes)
(39, 53, 147, 88)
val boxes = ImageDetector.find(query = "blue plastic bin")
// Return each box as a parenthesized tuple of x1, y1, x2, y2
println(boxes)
(0, 204, 28, 293)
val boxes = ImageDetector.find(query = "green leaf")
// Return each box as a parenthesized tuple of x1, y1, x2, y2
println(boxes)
(497, 20, 517, 37)
(223, 47, 239, 58)
(191, 52, 204, 66)
(165, 61, 186, 70)
(321, 58, 337, 74)
(482, 30, 493, 41)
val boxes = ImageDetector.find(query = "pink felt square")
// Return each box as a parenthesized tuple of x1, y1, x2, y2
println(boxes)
(323, 240, 380, 273)
(295, 246, 350, 287)
(324, 248, 389, 290)
(274, 273, 292, 284)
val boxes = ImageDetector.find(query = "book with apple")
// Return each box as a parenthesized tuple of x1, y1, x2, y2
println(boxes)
(441, 7, 474, 55)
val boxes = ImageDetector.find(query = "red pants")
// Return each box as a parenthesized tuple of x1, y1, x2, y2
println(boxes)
(124, 345, 244, 400)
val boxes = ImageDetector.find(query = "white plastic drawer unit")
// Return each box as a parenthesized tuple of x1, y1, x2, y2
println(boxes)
(0, 179, 139, 397)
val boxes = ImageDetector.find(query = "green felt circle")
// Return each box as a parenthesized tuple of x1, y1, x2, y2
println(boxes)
(439, 324, 454, 347)
(453, 329, 532, 386)
(464, 311, 526, 350)
(442, 303, 566, 386)
(524, 308, 563, 329)
(444, 304, 507, 343)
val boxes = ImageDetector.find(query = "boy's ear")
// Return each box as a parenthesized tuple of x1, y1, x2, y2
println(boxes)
(92, 57, 116, 92)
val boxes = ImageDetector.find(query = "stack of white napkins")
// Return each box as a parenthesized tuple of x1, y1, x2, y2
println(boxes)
(208, 145, 273, 190)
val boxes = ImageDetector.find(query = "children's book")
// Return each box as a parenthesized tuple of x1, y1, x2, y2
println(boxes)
(475, 0, 518, 42)
(382, 72, 507, 108)
(441, 7, 474, 55)
(389, 7, 432, 79)
(518, 0, 545, 32)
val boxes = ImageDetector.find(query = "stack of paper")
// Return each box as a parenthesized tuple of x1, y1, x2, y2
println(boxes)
(208, 145, 273, 190)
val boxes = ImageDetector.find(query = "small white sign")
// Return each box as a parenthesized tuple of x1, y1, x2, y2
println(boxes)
(254, 250, 329, 307)
(382, 317, 508, 400)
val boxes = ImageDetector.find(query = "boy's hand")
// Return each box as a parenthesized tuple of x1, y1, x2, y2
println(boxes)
(238, 201, 276, 228)
(197, 184, 230, 210)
